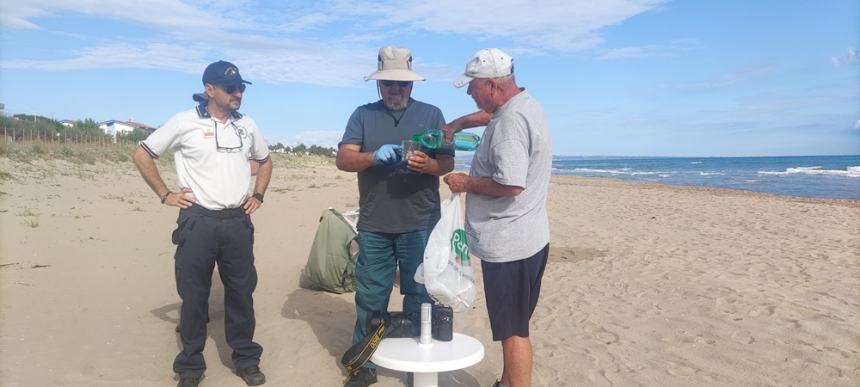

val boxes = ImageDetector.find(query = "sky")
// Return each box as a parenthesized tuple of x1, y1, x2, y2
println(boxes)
(0, 0, 858, 157)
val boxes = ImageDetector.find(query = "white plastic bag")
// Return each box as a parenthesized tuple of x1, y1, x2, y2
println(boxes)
(415, 193, 476, 312)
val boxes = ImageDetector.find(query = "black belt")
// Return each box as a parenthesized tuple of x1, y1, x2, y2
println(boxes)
(182, 204, 246, 219)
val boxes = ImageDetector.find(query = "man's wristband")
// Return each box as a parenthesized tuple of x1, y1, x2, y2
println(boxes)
(160, 191, 171, 204)
(252, 192, 264, 203)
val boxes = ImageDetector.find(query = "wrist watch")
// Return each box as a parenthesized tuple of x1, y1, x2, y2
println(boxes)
(252, 192, 264, 203)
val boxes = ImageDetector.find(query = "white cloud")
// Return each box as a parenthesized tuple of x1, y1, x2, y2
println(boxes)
(600, 39, 698, 60)
(854, 119, 860, 129)
(0, 0, 666, 85)
(831, 48, 859, 66)
(0, 3, 43, 29)
(1, 43, 206, 72)
(228, 37, 378, 86)
(0, 0, 233, 31)
(290, 0, 666, 53)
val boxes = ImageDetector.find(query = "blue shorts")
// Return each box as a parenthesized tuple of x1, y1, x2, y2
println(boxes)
(480, 244, 549, 341)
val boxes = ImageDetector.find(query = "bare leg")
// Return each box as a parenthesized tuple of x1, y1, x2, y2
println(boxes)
(500, 335, 532, 387)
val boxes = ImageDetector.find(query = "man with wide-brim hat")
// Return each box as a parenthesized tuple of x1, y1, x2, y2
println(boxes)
(363, 45, 427, 112)
(336, 46, 454, 387)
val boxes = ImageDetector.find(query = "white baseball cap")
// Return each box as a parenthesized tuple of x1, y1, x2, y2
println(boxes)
(453, 48, 514, 88)
(364, 45, 425, 82)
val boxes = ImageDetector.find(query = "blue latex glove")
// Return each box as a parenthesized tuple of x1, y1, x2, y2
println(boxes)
(373, 144, 402, 166)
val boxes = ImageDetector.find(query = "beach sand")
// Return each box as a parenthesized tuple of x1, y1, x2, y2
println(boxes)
(1, 155, 858, 386)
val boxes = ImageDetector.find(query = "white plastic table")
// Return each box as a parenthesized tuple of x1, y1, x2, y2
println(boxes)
(370, 332, 484, 387)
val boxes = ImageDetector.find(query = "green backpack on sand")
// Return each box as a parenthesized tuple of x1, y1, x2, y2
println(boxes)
(302, 208, 359, 294)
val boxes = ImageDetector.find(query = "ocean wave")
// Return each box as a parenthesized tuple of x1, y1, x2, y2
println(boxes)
(757, 166, 860, 177)
(562, 167, 670, 176)
(699, 171, 726, 176)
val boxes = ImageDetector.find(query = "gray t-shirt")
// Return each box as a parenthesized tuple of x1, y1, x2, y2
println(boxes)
(340, 99, 450, 233)
(465, 90, 552, 262)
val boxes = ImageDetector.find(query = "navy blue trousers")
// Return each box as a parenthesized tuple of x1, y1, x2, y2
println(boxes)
(171, 205, 263, 377)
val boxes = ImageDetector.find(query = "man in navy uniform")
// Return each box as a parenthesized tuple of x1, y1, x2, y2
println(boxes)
(133, 60, 271, 387)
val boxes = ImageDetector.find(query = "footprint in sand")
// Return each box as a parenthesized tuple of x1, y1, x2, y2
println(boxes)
(549, 246, 607, 263)
(665, 361, 698, 376)
(661, 330, 714, 345)
(594, 330, 619, 345)
(731, 330, 755, 344)
(583, 325, 619, 345)
(747, 304, 775, 317)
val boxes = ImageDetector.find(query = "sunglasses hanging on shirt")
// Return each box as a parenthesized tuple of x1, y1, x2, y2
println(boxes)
(215, 121, 244, 153)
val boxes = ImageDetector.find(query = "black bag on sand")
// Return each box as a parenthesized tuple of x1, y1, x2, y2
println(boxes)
(367, 306, 453, 341)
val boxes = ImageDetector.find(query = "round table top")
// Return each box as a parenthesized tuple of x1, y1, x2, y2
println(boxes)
(370, 332, 485, 373)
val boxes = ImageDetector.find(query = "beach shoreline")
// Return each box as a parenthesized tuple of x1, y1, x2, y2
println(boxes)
(555, 174, 860, 208)
(1, 155, 858, 386)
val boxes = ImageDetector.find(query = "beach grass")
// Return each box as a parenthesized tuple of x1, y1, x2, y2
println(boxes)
(0, 140, 139, 164)
(0, 140, 334, 168)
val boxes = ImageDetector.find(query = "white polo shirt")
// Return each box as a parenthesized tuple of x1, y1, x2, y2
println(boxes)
(141, 106, 270, 210)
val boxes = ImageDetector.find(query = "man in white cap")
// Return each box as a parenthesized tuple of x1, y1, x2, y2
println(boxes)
(443, 48, 552, 387)
(336, 45, 454, 387)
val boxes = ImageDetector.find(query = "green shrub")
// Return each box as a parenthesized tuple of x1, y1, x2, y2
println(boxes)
(60, 146, 74, 157)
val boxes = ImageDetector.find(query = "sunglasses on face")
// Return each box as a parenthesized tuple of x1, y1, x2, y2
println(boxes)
(221, 84, 246, 94)
(381, 80, 412, 87)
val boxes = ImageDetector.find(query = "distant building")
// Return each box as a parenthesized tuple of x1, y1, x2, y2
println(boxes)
(60, 120, 75, 127)
(99, 120, 157, 141)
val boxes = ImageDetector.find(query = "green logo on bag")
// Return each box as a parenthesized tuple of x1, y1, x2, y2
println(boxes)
(451, 229, 469, 263)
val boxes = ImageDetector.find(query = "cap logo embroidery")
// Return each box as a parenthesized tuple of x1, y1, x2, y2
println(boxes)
(225, 67, 238, 77)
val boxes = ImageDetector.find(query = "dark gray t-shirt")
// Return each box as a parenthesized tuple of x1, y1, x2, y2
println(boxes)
(340, 99, 450, 233)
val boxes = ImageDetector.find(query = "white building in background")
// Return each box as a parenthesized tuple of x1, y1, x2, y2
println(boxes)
(99, 120, 156, 141)
(59, 120, 75, 127)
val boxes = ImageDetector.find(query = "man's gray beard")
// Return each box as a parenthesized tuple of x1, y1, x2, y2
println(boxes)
(383, 98, 408, 111)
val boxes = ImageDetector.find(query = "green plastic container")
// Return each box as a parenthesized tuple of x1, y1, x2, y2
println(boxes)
(411, 129, 481, 151)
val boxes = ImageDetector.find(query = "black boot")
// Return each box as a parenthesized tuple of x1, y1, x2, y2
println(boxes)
(176, 375, 202, 387)
(344, 368, 377, 387)
(236, 365, 266, 386)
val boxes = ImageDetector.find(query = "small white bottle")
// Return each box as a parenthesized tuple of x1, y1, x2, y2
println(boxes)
(419, 303, 432, 346)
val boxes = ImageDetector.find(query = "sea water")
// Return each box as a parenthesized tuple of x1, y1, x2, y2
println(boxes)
(455, 155, 860, 199)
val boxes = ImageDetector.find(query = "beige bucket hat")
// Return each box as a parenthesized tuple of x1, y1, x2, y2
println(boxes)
(364, 45, 425, 82)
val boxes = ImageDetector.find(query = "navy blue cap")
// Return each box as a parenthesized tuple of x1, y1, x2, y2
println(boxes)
(202, 60, 252, 86)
